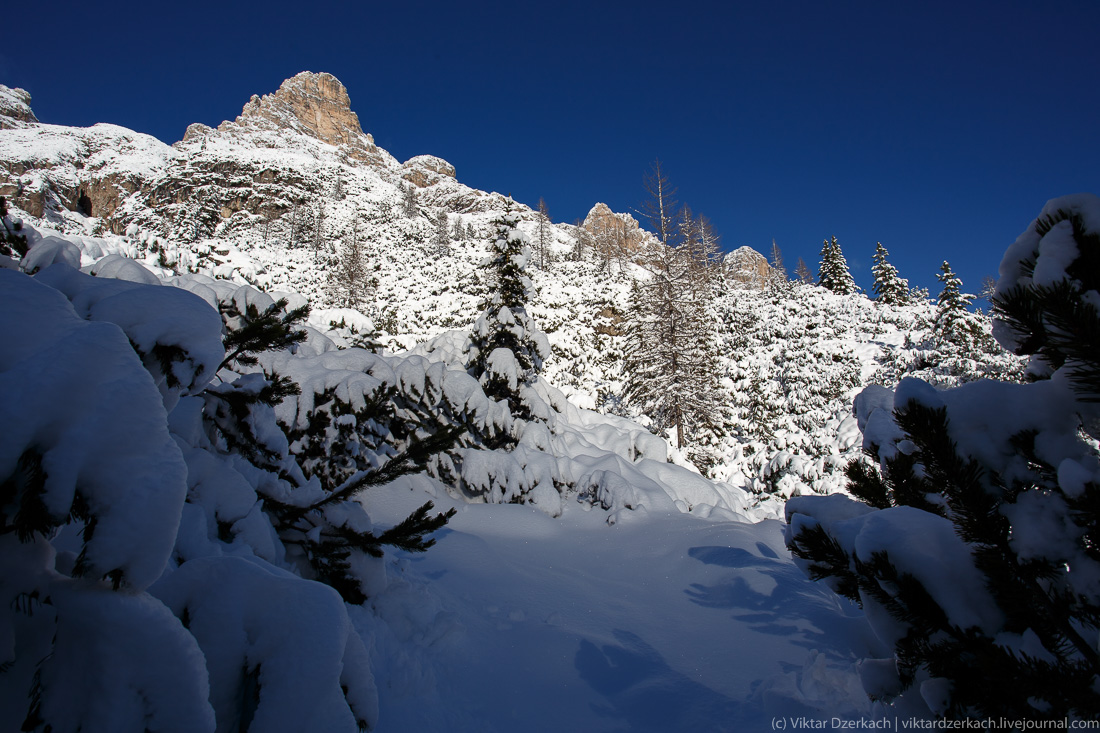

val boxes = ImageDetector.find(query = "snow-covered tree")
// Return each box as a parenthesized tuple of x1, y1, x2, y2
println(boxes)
(626, 232, 722, 452)
(0, 196, 28, 258)
(787, 194, 1100, 718)
(401, 183, 418, 218)
(327, 220, 371, 311)
(871, 242, 909, 305)
(0, 260, 470, 731)
(933, 260, 980, 350)
(536, 197, 551, 270)
(818, 236, 857, 294)
(469, 213, 550, 431)
(432, 208, 450, 257)
(768, 239, 788, 290)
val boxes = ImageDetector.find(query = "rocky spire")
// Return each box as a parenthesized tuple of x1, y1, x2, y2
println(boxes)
(208, 72, 380, 161)
(0, 85, 40, 130)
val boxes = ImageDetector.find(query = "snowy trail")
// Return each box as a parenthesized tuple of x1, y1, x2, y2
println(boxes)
(362, 482, 872, 731)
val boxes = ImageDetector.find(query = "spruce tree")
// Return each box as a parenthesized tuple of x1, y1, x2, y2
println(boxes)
(469, 213, 549, 431)
(817, 236, 858, 294)
(787, 194, 1100, 718)
(871, 242, 910, 305)
(934, 260, 980, 349)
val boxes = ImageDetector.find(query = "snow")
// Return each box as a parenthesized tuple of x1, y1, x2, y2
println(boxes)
(0, 268, 187, 590)
(363, 482, 874, 731)
(2, 84, 1030, 728)
(153, 556, 378, 732)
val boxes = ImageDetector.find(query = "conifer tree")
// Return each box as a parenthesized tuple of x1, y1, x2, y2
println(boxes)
(768, 239, 790, 291)
(432, 209, 450, 257)
(794, 256, 814, 284)
(401, 184, 418, 218)
(469, 213, 549, 432)
(626, 168, 722, 451)
(327, 220, 369, 310)
(871, 242, 910, 305)
(536, 197, 551, 270)
(787, 194, 1100, 718)
(934, 260, 980, 349)
(571, 220, 592, 261)
(818, 236, 858, 294)
(0, 197, 28, 258)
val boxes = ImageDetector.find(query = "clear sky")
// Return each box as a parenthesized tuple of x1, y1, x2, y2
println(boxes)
(4, 0, 1099, 298)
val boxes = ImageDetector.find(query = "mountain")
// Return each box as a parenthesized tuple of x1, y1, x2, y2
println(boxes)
(0, 72, 1034, 730)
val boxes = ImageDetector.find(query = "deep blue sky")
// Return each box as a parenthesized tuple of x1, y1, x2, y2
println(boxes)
(4, 1, 1099, 298)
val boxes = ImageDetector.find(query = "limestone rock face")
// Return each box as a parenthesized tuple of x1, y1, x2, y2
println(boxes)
(583, 202, 648, 255)
(725, 246, 772, 289)
(217, 72, 379, 162)
(0, 85, 39, 130)
(401, 155, 457, 189)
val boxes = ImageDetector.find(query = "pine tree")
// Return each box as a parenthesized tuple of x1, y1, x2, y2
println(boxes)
(571, 220, 592, 261)
(642, 159, 679, 248)
(401, 184, 418, 218)
(0, 197, 28, 258)
(310, 199, 327, 265)
(327, 220, 369, 310)
(452, 215, 465, 241)
(818, 236, 858, 294)
(768, 239, 789, 291)
(794, 256, 814, 284)
(871, 242, 909, 305)
(626, 169, 722, 451)
(536, 197, 551, 270)
(934, 260, 979, 349)
(469, 213, 549, 432)
(432, 209, 450, 257)
(787, 194, 1100, 718)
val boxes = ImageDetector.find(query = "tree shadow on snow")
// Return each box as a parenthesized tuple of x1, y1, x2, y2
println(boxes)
(574, 629, 739, 733)
(685, 543, 863, 660)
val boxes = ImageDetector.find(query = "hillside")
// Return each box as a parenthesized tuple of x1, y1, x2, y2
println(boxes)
(0, 73, 1028, 730)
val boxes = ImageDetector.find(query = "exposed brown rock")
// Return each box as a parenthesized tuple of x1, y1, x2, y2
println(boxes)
(725, 246, 772, 289)
(401, 155, 457, 189)
(217, 72, 380, 162)
(583, 203, 647, 258)
(0, 86, 39, 130)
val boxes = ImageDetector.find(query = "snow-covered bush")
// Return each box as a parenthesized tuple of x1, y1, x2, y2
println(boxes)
(786, 194, 1100, 718)
(0, 251, 468, 730)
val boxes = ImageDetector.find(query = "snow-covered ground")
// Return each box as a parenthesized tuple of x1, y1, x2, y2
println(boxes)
(363, 480, 872, 732)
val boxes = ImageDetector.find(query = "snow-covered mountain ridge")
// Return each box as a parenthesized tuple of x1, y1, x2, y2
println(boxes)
(0, 73, 1047, 730)
(0, 72, 1022, 516)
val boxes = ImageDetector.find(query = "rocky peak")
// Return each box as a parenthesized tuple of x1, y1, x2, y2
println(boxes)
(583, 202, 647, 252)
(213, 72, 380, 161)
(0, 85, 40, 130)
(725, 246, 772, 289)
(401, 154, 457, 188)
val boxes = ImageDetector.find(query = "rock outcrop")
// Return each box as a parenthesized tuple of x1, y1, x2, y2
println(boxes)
(0, 85, 39, 130)
(583, 202, 648, 255)
(725, 246, 772, 289)
(401, 155, 457, 189)
(213, 72, 382, 163)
